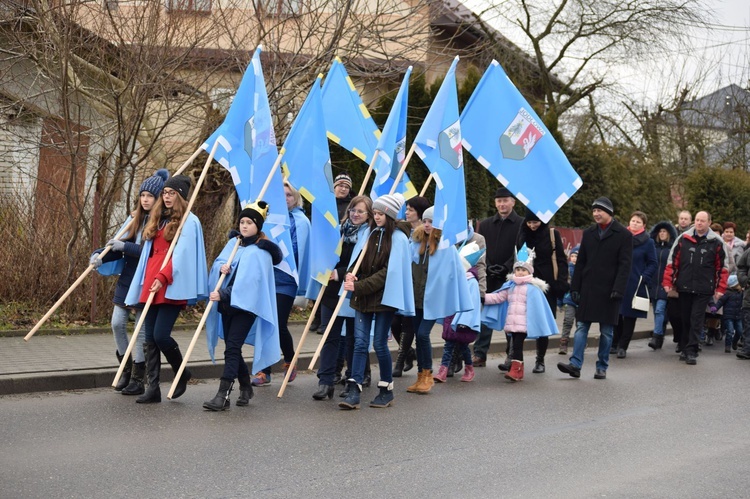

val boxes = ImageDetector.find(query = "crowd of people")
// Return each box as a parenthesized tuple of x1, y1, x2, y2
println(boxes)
(91, 171, 748, 411)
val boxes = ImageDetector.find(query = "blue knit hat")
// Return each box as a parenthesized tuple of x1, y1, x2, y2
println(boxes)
(140, 169, 169, 197)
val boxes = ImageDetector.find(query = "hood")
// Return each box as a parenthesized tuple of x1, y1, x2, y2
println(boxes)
(649, 220, 678, 243)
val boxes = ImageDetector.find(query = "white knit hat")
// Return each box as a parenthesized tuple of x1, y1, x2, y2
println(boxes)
(422, 206, 434, 222)
(372, 193, 405, 220)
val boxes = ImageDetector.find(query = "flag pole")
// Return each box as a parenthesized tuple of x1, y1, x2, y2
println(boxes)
(112, 141, 219, 388)
(167, 151, 284, 399)
(174, 146, 204, 177)
(305, 153, 410, 368)
(24, 225, 130, 341)
(419, 174, 433, 197)
(357, 150, 380, 197)
(390, 143, 416, 196)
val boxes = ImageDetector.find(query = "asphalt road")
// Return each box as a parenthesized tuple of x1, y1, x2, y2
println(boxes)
(2, 338, 750, 498)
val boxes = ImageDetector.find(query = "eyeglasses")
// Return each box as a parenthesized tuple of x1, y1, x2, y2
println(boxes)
(348, 209, 367, 215)
(162, 189, 177, 197)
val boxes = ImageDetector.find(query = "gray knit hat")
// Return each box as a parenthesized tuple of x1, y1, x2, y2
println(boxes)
(140, 169, 169, 198)
(592, 196, 614, 216)
(422, 206, 435, 222)
(372, 193, 405, 220)
(163, 174, 192, 200)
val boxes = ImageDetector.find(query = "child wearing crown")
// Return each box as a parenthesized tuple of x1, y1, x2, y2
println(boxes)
(480, 244, 558, 381)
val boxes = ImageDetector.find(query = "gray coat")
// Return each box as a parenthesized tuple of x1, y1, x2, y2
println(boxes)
(572, 219, 633, 324)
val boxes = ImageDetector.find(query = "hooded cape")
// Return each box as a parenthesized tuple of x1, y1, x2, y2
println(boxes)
(481, 279, 558, 338)
(206, 238, 281, 374)
(125, 212, 208, 306)
(420, 245, 474, 320)
(289, 207, 311, 296)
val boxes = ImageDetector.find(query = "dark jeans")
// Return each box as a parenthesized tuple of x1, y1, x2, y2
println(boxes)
(220, 311, 256, 381)
(723, 318, 743, 347)
(343, 316, 366, 379)
(262, 293, 296, 376)
(473, 323, 494, 359)
(440, 341, 473, 367)
(143, 303, 181, 352)
(316, 304, 343, 386)
(613, 315, 637, 351)
(678, 292, 712, 356)
(412, 309, 435, 372)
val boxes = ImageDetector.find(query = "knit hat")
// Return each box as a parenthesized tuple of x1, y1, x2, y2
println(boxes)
(728, 274, 739, 288)
(333, 174, 353, 190)
(494, 186, 514, 199)
(163, 174, 192, 200)
(372, 193, 405, 220)
(406, 196, 430, 219)
(591, 197, 614, 216)
(570, 244, 580, 256)
(140, 169, 169, 198)
(513, 243, 535, 273)
(239, 201, 269, 232)
(422, 206, 435, 222)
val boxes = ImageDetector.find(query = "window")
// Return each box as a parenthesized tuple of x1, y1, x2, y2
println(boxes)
(165, 0, 211, 13)
(257, 0, 302, 17)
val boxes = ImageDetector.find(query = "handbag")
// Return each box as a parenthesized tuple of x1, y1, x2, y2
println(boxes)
(631, 276, 650, 313)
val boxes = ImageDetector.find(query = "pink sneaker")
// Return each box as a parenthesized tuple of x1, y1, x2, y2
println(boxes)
(460, 365, 475, 382)
(433, 365, 448, 383)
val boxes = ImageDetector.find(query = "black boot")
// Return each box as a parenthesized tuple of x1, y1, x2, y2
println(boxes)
(122, 361, 145, 395)
(498, 357, 511, 372)
(136, 342, 161, 404)
(236, 372, 253, 406)
(404, 347, 416, 372)
(393, 348, 406, 378)
(114, 352, 132, 392)
(532, 359, 545, 373)
(163, 345, 192, 400)
(312, 383, 335, 400)
(648, 334, 664, 350)
(339, 382, 350, 398)
(203, 379, 234, 411)
(452, 348, 463, 374)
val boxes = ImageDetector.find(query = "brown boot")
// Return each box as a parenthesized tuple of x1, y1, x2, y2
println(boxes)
(417, 369, 434, 393)
(406, 371, 424, 393)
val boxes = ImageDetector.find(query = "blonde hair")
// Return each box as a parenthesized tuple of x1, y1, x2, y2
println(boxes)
(284, 181, 303, 208)
(142, 195, 188, 242)
(343, 195, 373, 225)
(412, 226, 442, 256)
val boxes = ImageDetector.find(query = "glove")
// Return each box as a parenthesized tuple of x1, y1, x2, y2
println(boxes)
(487, 264, 507, 279)
(610, 291, 623, 300)
(107, 239, 125, 252)
(570, 291, 580, 305)
(89, 254, 102, 269)
(709, 306, 717, 314)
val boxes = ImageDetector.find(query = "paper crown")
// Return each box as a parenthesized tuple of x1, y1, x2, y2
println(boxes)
(513, 243, 535, 272)
(244, 201, 269, 220)
(459, 241, 486, 272)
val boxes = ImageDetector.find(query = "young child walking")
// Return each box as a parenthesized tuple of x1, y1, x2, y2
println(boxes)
(713, 275, 743, 353)
(204, 201, 282, 411)
(91, 168, 168, 395)
(559, 245, 579, 355)
(481, 246, 558, 381)
(125, 174, 208, 403)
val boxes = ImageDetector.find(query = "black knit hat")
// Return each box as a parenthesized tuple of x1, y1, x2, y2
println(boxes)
(494, 186, 514, 199)
(140, 169, 169, 198)
(239, 201, 269, 232)
(592, 196, 614, 216)
(163, 174, 191, 200)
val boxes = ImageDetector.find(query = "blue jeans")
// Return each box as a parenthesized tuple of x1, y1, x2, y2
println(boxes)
(111, 305, 144, 363)
(570, 321, 614, 372)
(350, 310, 395, 385)
(440, 340, 473, 367)
(653, 299, 668, 335)
(723, 318, 743, 348)
(412, 309, 435, 372)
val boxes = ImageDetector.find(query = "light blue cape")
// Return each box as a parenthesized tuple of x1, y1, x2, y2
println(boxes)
(290, 207, 311, 296)
(481, 280, 558, 338)
(452, 276, 482, 331)
(206, 239, 281, 374)
(125, 213, 208, 306)
(420, 245, 473, 320)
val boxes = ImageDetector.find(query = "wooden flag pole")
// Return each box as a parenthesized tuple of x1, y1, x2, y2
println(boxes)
(174, 146, 205, 177)
(276, 284, 326, 398)
(167, 151, 284, 398)
(112, 141, 219, 387)
(389, 143, 417, 196)
(357, 150, 380, 197)
(167, 237, 241, 399)
(24, 225, 130, 341)
(419, 174, 433, 197)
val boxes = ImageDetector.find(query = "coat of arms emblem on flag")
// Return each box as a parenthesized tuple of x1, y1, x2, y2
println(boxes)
(499, 108, 545, 160)
(438, 120, 463, 169)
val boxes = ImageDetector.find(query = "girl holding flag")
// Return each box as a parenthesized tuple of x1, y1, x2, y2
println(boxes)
(203, 201, 282, 411)
(124, 174, 208, 403)
(90, 168, 168, 395)
(341, 193, 414, 410)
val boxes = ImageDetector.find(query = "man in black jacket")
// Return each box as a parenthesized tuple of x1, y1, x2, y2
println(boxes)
(558, 197, 632, 380)
(472, 187, 524, 366)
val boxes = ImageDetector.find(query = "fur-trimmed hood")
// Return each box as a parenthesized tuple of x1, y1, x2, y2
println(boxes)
(649, 220, 678, 244)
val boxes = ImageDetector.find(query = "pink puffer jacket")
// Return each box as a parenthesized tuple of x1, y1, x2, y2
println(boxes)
(482, 275, 532, 333)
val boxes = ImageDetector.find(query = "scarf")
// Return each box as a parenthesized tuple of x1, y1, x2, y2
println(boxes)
(341, 218, 364, 245)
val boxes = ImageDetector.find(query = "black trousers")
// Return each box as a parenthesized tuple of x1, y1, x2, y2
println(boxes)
(220, 310, 256, 381)
(678, 292, 712, 356)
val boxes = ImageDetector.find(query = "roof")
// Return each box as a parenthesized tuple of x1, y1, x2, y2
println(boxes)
(672, 84, 750, 131)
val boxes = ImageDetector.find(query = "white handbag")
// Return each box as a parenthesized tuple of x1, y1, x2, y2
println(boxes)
(631, 276, 650, 313)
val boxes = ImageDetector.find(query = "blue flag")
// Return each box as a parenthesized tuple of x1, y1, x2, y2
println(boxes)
(201, 47, 298, 282)
(460, 60, 582, 223)
(282, 77, 341, 285)
(371, 67, 419, 202)
(321, 58, 381, 163)
(414, 57, 468, 248)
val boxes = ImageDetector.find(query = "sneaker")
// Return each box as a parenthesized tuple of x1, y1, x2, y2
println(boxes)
(283, 362, 297, 382)
(685, 354, 697, 365)
(594, 369, 606, 380)
(251, 372, 271, 386)
(471, 355, 486, 367)
(557, 362, 581, 378)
